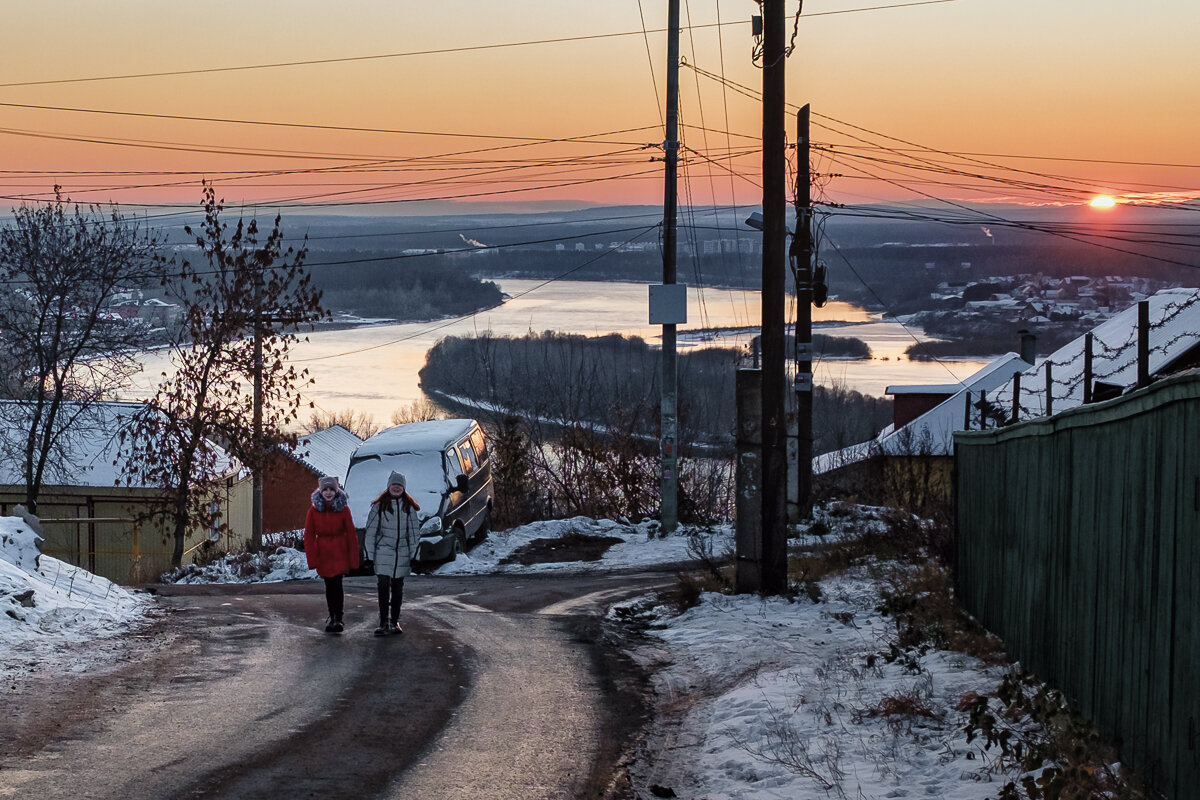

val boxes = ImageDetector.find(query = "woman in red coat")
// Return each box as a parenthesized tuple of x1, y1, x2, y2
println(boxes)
(304, 476, 359, 633)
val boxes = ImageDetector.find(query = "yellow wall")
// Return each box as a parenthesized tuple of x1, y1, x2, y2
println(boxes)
(1, 473, 254, 584)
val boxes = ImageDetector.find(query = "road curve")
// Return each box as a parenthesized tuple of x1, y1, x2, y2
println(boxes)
(0, 571, 669, 800)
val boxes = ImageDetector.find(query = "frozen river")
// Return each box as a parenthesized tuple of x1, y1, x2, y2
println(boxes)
(126, 279, 990, 424)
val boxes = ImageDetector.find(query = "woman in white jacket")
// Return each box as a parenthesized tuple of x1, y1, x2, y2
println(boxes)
(364, 471, 422, 636)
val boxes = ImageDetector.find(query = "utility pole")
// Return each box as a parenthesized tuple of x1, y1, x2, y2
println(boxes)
(253, 308, 264, 550)
(760, 0, 788, 594)
(791, 105, 814, 520)
(250, 288, 308, 551)
(658, 0, 681, 534)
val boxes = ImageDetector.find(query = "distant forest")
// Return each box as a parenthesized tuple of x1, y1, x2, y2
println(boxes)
(418, 331, 891, 456)
(308, 254, 502, 319)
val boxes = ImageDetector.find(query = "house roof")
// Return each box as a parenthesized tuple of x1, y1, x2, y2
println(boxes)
(816, 352, 1031, 473)
(886, 384, 962, 396)
(988, 287, 1200, 420)
(279, 425, 362, 480)
(815, 288, 1200, 476)
(0, 401, 236, 490)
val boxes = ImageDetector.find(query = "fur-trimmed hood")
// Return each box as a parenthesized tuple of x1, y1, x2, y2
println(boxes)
(311, 488, 350, 512)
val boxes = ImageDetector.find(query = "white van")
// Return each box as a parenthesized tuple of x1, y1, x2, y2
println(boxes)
(344, 418, 494, 565)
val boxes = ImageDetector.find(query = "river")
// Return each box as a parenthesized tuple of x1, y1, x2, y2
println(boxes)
(126, 279, 990, 423)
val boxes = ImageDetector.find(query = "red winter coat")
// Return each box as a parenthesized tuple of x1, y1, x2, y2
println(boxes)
(304, 490, 359, 578)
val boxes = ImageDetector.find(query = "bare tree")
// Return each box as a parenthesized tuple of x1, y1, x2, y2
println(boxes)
(118, 186, 325, 566)
(390, 398, 444, 426)
(0, 194, 164, 511)
(303, 408, 381, 439)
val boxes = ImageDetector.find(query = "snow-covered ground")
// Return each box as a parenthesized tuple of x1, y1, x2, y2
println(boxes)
(0, 516, 154, 683)
(2, 510, 1051, 799)
(617, 575, 1016, 799)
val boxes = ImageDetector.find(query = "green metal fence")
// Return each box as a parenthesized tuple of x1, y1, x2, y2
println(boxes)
(955, 370, 1200, 799)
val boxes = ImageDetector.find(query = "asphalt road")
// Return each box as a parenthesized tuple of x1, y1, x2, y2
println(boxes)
(0, 571, 671, 800)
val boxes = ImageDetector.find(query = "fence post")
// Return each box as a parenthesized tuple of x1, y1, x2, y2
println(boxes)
(1011, 372, 1022, 424)
(1045, 361, 1053, 415)
(1138, 300, 1150, 388)
(964, 390, 972, 430)
(1083, 333, 1094, 403)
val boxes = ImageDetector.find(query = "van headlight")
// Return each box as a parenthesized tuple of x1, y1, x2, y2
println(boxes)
(420, 516, 443, 536)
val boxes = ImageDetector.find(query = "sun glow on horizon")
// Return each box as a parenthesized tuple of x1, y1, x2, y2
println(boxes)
(1089, 195, 1117, 208)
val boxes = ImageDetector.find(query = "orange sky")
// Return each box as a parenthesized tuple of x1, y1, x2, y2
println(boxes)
(1, 0, 1197, 214)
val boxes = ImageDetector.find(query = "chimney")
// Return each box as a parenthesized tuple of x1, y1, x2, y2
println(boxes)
(1018, 329, 1037, 364)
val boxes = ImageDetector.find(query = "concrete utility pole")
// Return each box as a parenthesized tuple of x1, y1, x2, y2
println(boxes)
(658, 0, 682, 534)
(760, 0, 788, 594)
(792, 105, 814, 520)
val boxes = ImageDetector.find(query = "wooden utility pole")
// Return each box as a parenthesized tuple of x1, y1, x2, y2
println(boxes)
(791, 105, 814, 521)
(760, 0, 788, 594)
(659, 0, 681, 533)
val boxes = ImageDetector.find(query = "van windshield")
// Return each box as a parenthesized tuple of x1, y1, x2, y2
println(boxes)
(343, 452, 447, 527)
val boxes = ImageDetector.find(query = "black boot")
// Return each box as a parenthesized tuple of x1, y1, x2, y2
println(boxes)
(374, 619, 389, 637)
(390, 618, 403, 635)
(331, 613, 344, 633)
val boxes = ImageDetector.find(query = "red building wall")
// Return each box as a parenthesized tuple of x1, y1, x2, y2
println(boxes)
(891, 393, 954, 429)
(262, 453, 321, 534)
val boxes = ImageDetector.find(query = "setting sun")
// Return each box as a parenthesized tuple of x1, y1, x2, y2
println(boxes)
(1089, 195, 1117, 208)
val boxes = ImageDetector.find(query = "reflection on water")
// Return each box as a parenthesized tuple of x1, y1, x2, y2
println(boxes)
(125, 279, 990, 423)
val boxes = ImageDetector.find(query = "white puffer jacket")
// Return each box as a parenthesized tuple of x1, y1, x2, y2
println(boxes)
(365, 496, 422, 578)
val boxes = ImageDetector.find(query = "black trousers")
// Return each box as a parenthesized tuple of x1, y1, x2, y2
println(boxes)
(376, 575, 405, 622)
(323, 575, 344, 619)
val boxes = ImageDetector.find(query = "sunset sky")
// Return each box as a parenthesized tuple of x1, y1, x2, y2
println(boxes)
(1, 0, 1197, 214)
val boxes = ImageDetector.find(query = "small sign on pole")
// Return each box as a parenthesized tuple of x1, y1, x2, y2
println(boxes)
(649, 283, 687, 325)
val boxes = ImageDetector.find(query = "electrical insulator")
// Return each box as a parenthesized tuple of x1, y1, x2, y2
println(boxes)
(813, 263, 829, 308)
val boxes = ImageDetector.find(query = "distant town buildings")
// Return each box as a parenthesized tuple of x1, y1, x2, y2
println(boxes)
(928, 273, 1159, 326)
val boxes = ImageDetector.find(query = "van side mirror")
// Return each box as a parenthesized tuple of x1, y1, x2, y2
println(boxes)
(455, 474, 468, 493)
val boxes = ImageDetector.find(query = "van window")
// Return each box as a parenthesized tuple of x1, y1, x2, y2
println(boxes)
(469, 427, 488, 464)
(458, 442, 479, 474)
(446, 449, 464, 477)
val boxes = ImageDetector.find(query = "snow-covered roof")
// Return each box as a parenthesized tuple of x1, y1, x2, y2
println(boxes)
(886, 383, 961, 395)
(351, 419, 475, 458)
(277, 425, 362, 480)
(816, 289, 1200, 476)
(816, 352, 1031, 474)
(0, 401, 236, 490)
(989, 288, 1200, 420)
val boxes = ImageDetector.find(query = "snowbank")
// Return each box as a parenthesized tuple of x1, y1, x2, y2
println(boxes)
(164, 517, 733, 583)
(616, 569, 1016, 799)
(1, 516, 153, 682)
(434, 516, 732, 575)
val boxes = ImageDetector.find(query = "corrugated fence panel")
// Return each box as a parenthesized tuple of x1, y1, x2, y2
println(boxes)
(955, 370, 1200, 800)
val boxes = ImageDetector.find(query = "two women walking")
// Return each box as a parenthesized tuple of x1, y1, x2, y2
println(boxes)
(304, 471, 421, 635)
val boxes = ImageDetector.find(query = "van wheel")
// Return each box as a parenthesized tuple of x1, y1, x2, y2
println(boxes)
(449, 526, 466, 561)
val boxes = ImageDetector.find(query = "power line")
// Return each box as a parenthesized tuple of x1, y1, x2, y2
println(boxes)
(0, 22, 751, 90)
(0, 99, 658, 144)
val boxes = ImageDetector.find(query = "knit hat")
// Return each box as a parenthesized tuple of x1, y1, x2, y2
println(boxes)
(387, 471, 406, 488)
(318, 476, 340, 492)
